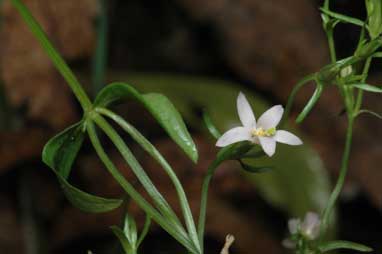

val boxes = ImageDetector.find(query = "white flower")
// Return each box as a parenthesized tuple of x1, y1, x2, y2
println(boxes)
(287, 212, 321, 240)
(216, 92, 303, 157)
(283, 212, 321, 249)
(300, 212, 320, 240)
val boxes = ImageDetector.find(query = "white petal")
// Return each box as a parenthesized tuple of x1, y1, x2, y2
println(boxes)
(282, 239, 296, 249)
(301, 212, 320, 240)
(237, 92, 256, 128)
(288, 218, 300, 234)
(275, 130, 303, 145)
(216, 127, 251, 147)
(257, 105, 284, 129)
(259, 137, 276, 157)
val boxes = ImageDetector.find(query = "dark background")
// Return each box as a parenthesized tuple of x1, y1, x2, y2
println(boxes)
(0, 0, 381, 253)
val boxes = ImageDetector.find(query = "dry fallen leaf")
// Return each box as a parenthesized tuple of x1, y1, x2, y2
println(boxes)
(0, 0, 97, 128)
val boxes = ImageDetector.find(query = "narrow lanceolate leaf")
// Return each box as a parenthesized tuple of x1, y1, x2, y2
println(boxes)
(94, 82, 198, 162)
(296, 83, 323, 123)
(357, 109, 382, 119)
(366, 0, 382, 39)
(318, 240, 373, 253)
(42, 122, 123, 213)
(123, 213, 138, 244)
(320, 8, 365, 27)
(43, 122, 85, 178)
(216, 141, 253, 163)
(202, 110, 222, 139)
(137, 216, 152, 248)
(111, 226, 135, 254)
(57, 173, 123, 213)
(351, 83, 382, 93)
(239, 161, 273, 174)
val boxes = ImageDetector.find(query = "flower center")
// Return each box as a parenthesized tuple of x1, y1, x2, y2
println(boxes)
(251, 127, 276, 137)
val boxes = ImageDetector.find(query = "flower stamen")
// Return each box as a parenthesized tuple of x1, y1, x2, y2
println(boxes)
(251, 127, 276, 137)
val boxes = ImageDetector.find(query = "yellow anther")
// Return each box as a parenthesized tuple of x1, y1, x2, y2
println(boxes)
(251, 127, 276, 137)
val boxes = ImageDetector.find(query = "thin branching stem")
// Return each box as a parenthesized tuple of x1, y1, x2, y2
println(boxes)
(96, 107, 201, 253)
(91, 114, 187, 235)
(87, 121, 199, 254)
(10, 0, 92, 111)
(320, 116, 354, 236)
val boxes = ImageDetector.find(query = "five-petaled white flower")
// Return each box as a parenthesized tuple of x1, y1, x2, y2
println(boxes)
(283, 212, 321, 249)
(216, 92, 303, 156)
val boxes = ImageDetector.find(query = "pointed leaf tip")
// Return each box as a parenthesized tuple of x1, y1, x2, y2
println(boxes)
(43, 121, 123, 213)
(318, 240, 373, 253)
(58, 173, 123, 213)
(42, 122, 85, 179)
(94, 83, 198, 163)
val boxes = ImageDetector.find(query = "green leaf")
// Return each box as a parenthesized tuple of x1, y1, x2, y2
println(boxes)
(320, 8, 365, 27)
(366, 0, 382, 39)
(56, 173, 123, 213)
(372, 52, 382, 57)
(91, 0, 108, 95)
(114, 73, 332, 218)
(356, 109, 382, 119)
(42, 122, 85, 179)
(123, 213, 138, 244)
(296, 82, 324, 123)
(240, 161, 273, 174)
(10, 0, 92, 111)
(320, 0, 341, 31)
(111, 226, 135, 254)
(355, 38, 382, 58)
(216, 141, 253, 163)
(318, 240, 373, 252)
(202, 110, 222, 139)
(241, 146, 267, 158)
(94, 82, 198, 163)
(350, 83, 382, 93)
(42, 122, 123, 213)
(137, 215, 151, 248)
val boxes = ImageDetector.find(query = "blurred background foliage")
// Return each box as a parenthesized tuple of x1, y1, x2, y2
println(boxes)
(0, 0, 381, 253)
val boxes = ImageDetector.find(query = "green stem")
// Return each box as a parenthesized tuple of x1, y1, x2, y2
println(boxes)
(320, 116, 354, 235)
(197, 159, 221, 251)
(327, 29, 337, 63)
(295, 79, 323, 123)
(92, 114, 185, 231)
(96, 107, 201, 253)
(137, 215, 151, 248)
(86, 121, 198, 254)
(354, 57, 372, 112)
(323, 0, 336, 63)
(283, 74, 317, 125)
(92, 0, 108, 95)
(10, 0, 92, 111)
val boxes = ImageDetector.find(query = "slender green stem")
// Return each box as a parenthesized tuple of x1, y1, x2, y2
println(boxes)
(323, 0, 336, 63)
(92, 0, 108, 95)
(354, 57, 372, 112)
(295, 79, 323, 123)
(10, 0, 92, 111)
(327, 29, 337, 63)
(137, 215, 151, 248)
(197, 159, 221, 252)
(86, 121, 198, 253)
(282, 74, 317, 125)
(91, 114, 186, 232)
(96, 107, 201, 252)
(320, 116, 354, 235)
